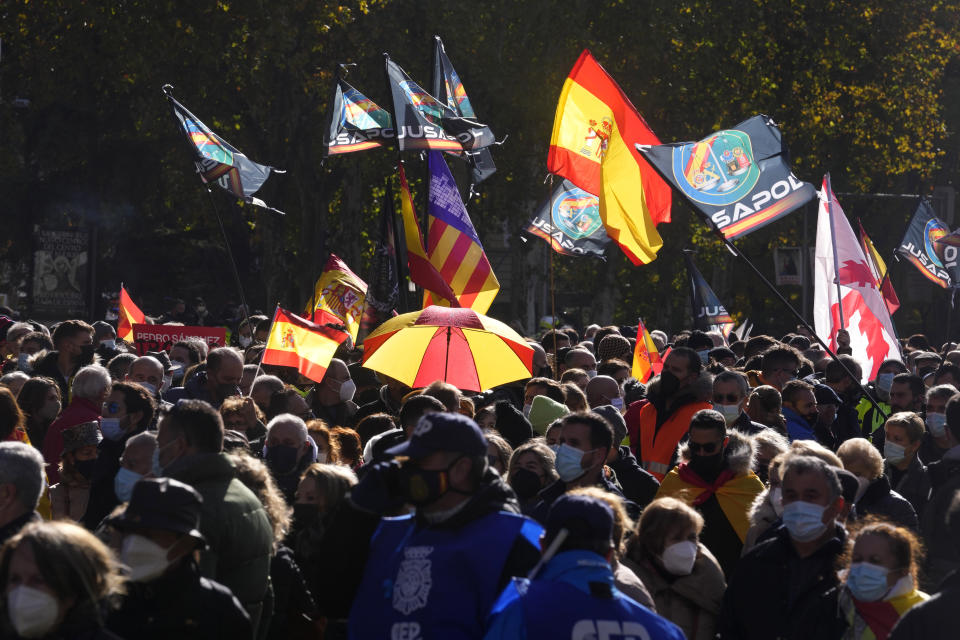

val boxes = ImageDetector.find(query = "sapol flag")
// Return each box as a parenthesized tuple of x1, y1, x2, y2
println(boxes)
(897, 199, 960, 289)
(814, 177, 901, 381)
(637, 115, 816, 239)
(165, 88, 284, 214)
(526, 179, 611, 258)
(323, 78, 393, 156)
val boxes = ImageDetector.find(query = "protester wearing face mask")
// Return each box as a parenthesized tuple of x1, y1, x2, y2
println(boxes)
(31, 319, 97, 404)
(92, 320, 123, 364)
(626, 497, 726, 640)
(822, 355, 867, 444)
(0, 520, 125, 640)
(155, 399, 273, 635)
(262, 414, 317, 504)
(530, 412, 639, 524)
(125, 355, 165, 402)
(348, 412, 542, 639)
(918, 384, 957, 464)
(857, 359, 907, 441)
(880, 412, 932, 520)
(837, 521, 928, 640)
(113, 431, 157, 504)
(49, 422, 101, 521)
(165, 347, 243, 410)
(874, 374, 925, 453)
(781, 379, 819, 442)
(628, 348, 711, 481)
(654, 410, 764, 577)
(718, 455, 848, 639)
(812, 383, 843, 450)
(107, 477, 252, 639)
(507, 440, 559, 514)
(17, 376, 62, 450)
(80, 381, 156, 531)
(837, 437, 918, 531)
(41, 364, 110, 486)
(522, 376, 566, 420)
(169, 340, 205, 388)
(564, 348, 597, 379)
(712, 371, 766, 434)
(307, 358, 358, 428)
(586, 374, 624, 412)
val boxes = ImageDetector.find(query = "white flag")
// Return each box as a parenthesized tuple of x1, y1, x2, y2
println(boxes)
(813, 176, 901, 381)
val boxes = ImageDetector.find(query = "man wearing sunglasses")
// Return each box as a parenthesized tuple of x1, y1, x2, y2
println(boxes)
(654, 409, 765, 577)
(712, 370, 767, 435)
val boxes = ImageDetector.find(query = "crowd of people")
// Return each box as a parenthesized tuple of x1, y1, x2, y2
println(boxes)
(0, 308, 958, 639)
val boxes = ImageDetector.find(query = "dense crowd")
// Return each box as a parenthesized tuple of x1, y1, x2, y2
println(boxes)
(0, 305, 958, 639)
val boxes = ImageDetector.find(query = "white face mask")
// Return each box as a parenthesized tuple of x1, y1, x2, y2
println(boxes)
(713, 403, 741, 425)
(660, 540, 698, 576)
(7, 585, 60, 638)
(100, 339, 116, 350)
(238, 335, 253, 348)
(338, 379, 356, 403)
(121, 533, 173, 582)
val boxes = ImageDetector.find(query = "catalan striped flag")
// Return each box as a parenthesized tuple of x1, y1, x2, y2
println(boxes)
(422, 151, 500, 313)
(396, 165, 461, 307)
(631, 318, 662, 383)
(858, 221, 900, 315)
(548, 50, 672, 265)
(117, 285, 146, 342)
(261, 307, 348, 383)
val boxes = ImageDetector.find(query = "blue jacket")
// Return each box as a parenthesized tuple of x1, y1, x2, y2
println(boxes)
(484, 550, 685, 640)
(784, 406, 815, 441)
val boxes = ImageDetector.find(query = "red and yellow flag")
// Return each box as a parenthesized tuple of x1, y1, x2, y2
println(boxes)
(117, 286, 146, 342)
(304, 254, 367, 343)
(548, 50, 672, 265)
(632, 318, 662, 383)
(858, 220, 900, 315)
(396, 165, 461, 308)
(262, 307, 348, 383)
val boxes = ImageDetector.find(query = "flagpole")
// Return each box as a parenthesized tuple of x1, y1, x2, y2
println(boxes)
(547, 175, 559, 380)
(204, 186, 253, 343)
(706, 222, 888, 420)
(825, 173, 846, 328)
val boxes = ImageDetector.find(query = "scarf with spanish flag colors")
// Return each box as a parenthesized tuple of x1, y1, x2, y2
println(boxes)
(846, 588, 927, 640)
(656, 463, 765, 543)
(548, 50, 672, 266)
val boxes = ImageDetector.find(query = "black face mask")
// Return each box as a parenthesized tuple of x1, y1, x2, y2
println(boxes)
(78, 344, 96, 364)
(75, 458, 97, 481)
(688, 451, 725, 480)
(216, 383, 241, 401)
(659, 371, 680, 397)
(265, 445, 301, 475)
(402, 457, 462, 506)
(509, 468, 543, 502)
(292, 503, 321, 534)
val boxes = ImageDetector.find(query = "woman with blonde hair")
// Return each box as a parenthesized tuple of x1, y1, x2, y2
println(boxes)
(0, 520, 125, 639)
(625, 497, 726, 640)
(837, 437, 917, 530)
(838, 519, 928, 639)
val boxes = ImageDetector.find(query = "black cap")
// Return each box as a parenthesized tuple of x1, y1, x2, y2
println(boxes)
(109, 478, 206, 546)
(386, 412, 487, 459)
(545, 494, 614, 547)
(814, 383, 842, 407)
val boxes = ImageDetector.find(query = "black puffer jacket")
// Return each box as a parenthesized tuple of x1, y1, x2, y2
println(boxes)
(853, 474, 918, 530)
(889, 570, 960, 640)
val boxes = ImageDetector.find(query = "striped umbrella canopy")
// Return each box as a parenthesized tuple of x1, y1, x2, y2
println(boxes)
(362, 305, 533, 392)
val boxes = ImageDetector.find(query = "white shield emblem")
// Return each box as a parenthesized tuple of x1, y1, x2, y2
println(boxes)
(392, 546, 434, 615)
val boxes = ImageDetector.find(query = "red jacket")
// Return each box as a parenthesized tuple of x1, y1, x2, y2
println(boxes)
(42, 397, 101, 485)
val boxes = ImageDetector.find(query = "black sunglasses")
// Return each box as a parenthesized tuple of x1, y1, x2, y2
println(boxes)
(689, 441, 722, 454)
(713, 393, 741, 404)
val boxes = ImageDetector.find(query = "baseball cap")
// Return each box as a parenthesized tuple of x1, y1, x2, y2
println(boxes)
(545, 493, 614, 548)
(385, 412, 487, 459)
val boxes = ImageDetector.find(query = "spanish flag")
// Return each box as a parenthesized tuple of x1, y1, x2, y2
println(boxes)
(117, 285, 146, 342)
(396, 165, 461, 307)
(304, 254, 368, 343)
(548, 50, 672, 265)
(261, 307, 348, 383)
(632, 318, 662, 383)
(858, 220, 900, 315)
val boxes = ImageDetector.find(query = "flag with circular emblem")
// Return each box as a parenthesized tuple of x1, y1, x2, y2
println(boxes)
(262, 307, 348, 383)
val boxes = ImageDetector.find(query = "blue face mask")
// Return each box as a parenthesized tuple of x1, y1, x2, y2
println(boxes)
(781, 500, 828, 542)
(926, 412, 947, 439)
(555, 443, 593, 483)
(114, 467, 143, 503)
(846, 562, 893, 602)
(100, 418, 126, 442)
(875, 373, 895, 394)
(884, 440, 907, 465)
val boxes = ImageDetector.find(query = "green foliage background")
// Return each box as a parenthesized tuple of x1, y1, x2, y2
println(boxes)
(2, 0, 959, 338)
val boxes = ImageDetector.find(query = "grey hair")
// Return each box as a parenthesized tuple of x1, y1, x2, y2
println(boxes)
(0, 371, 29, 388)
(714, 370, 750, 399)
(6, 322, 34, 343)
(71, 364, 112, 400)
(781, 454, 842, 500)
(266, 413, 308, 444)
(125, 430, 157, 452)
(252, 374, 284, 396)
(0, 442, 46, 510)
(752, 429, 790, 455)
(927, 384, 958, 405)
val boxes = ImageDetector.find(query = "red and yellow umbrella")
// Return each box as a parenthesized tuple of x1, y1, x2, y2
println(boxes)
(362, 306, 534, 392)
